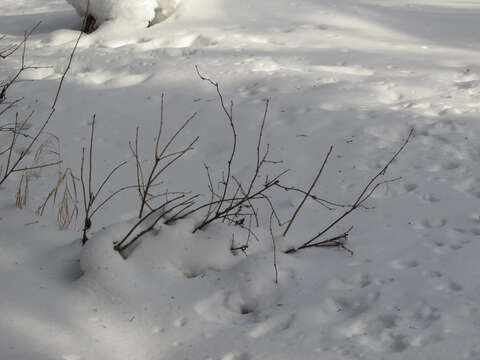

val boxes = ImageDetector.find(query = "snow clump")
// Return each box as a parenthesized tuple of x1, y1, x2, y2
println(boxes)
(65, 0, 182, 27)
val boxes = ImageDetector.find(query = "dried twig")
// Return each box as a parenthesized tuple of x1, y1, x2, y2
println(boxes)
(0, 17, 85, 187)
(269, 211, 279, 284)
(180, 68, 285, 233)
(135, 93, 198, 219)
(0, 22, 41, 60)
(195, 66, 236, 222)
(17, 134, 62, 210)
(79, 115, 129, 244)
(114, 194, 203, 257)
(287, 128, 414, 253)
(283, 146, 333, 237)
(37, 167, 79, 230)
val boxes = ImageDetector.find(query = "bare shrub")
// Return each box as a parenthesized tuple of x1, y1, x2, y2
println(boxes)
(284, 128, 413, 254)
(113, 68, 413, 262)
(167, 67, 286, 231)
(0, 24, 60, 187)
(1, 18, 84, 202)
(132, 93, 198, 219)
(113, 97, 199, 256)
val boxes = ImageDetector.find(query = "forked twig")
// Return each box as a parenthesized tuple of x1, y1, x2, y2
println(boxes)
(135, 93, 198, 218)
(288, 128, 414, 253)
(283, 146, 333, 237)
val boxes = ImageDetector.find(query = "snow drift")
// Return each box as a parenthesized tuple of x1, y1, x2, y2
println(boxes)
(65, 0, 182, 27)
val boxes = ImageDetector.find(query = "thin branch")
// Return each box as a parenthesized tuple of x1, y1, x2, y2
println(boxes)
(196, 66, 237, 220)
(269, 211, 279, 284)
(137, 101, 198, 219)
(287, 227, 354, 255)
(115, 194, 186, 251)
(283, 146, 333, 237)
(0, 22, 41, 59)
(12, 160, 63, 173)
(0, 16, 83, 186)
(291, 128, 414, 253)
(51, 0, 89, 109)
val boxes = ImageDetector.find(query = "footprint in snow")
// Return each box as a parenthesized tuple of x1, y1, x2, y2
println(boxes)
(427, 229, 473, 255)
(173, 316, 187, 327)
(422, 270, 443, 280)
(249, 313, 295, 338)
(338, 312, 409, 353)
(324, 291, 381, 318)
(411, 218, 446, 230)
(328, 273, 372, 290)
(420, 193, 441, 203)
(390, 259, 419, 270)
(435, 279, 463, 293)
(429, 239, 467, 255)
(221, 352, 250, 360)
(410, 301, 442, 329)
(194, 290, 258, 323)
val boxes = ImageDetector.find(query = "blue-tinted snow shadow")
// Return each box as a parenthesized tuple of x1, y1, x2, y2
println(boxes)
(337, 1, 480, 50)
(0, 10, 82, 36)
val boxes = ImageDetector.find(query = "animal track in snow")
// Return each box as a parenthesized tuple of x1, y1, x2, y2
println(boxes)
(410, 301, 442, 329)
(390, 259, 419, 270)
(174, 316, 187, 327)
(422, 270, 443, 279)
(221, 352, 250, 360)
(435, 279, 463, 293)
(328, 273, 373, 290)
(327, 291, 381, 318)
(249, 313, 295, 338)
(412, 218, 447, 230)
(421, 193, 441, 203)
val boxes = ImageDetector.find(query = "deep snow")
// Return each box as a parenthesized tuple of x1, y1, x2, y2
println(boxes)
(65, 0, 182, 27)
(2, 0, 480, 359)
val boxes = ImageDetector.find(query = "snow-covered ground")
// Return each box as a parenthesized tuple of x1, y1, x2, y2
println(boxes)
(2, 0, 480, 359)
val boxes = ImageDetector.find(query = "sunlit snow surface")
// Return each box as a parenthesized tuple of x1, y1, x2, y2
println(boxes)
(2, 0, 480, 359)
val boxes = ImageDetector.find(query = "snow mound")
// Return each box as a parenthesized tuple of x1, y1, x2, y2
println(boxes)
(80, 217, 273, 282)
(65, 0, 182, 27)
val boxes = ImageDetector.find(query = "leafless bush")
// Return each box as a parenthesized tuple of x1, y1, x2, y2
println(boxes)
(0, 19, 84, 201)
(0, 24, 60, 187)
(0, 17, 96, 234)
(167, 67, 286, 230)
(283, 128, 413, 254)
(114, 68, 289, 259)
(132, 93, 198, 219)
(112, 68, 413, 261)
(113, 97, 199, 256)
